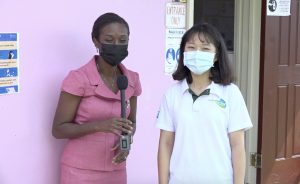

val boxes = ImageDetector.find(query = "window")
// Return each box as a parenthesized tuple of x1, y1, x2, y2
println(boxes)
(194, 0, 234, 51)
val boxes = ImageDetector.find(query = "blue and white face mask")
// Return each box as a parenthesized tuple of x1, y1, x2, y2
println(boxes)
(183, 51, 215, 75)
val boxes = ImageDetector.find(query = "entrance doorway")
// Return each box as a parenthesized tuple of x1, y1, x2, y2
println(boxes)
(191, 1, 262, 183)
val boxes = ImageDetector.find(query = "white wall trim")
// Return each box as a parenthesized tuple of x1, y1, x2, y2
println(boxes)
(186, 0, 194, 29)
(234, 0, 261, 183)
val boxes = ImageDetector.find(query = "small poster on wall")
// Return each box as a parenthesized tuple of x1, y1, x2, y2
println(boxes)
(165, 28, 185, 75)
(267, 0, 291, 16)
(0, 33, 19, 95)
(165, 2, 186, 28)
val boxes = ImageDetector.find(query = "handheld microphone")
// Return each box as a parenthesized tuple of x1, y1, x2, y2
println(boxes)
(117, 75, 131, 151)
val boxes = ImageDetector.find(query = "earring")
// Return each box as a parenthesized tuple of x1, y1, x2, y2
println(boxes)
(96, 47, 99, 53)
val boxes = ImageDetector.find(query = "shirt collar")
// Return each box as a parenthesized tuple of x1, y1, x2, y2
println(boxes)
(180, 79, 190, 94)
(209, 82, 223, 97)
(85, 56, 133, 87)
(180, 79, 223, 97)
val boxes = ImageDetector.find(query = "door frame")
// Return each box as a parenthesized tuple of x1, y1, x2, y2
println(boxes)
(234, 1, 261, 183)
(186, 0, 261, 183)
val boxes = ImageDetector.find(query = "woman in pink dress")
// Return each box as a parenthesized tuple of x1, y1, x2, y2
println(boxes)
(52, 12, 142, 184)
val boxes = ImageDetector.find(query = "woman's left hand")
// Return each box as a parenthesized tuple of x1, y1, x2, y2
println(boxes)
(111, 144, 129, 164)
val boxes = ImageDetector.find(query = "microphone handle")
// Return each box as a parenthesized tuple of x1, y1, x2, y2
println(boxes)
(119, 89, 131, 151)
(120, 89, 127, 136)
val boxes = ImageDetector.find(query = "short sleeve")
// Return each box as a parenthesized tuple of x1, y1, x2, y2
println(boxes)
(61, 70, 86, 96)
(156, 94, 175, 132)
(133, 72, 142, 96)
(228, 85, 253, 133)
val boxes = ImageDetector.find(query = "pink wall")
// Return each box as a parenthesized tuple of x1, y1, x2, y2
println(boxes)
(0, 0, 174, 183)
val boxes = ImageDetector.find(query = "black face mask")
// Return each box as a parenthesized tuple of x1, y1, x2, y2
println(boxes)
(100, 43, 128, 66)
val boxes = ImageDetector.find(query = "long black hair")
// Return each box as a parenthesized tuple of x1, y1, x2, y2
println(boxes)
(172, 23, 234, 85)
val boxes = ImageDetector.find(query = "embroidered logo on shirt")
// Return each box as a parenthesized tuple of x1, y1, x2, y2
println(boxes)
(210, 98, 226, 108)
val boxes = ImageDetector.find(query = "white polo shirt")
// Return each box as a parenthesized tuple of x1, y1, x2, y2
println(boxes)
(156, 79, 252, 184)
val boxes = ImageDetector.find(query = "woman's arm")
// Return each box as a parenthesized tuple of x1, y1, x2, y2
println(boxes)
(52, 91, 133, 139)
(229, 130, 246, 184)
(158, 130, 175, 184)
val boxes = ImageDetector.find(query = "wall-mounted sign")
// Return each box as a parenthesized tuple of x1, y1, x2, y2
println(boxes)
(0, 33, 19, 95)
(165, 2, 186, 28)
(267, 0, 291, 16)
(172, 0, 186, 2)
(165, 28, 185, 74)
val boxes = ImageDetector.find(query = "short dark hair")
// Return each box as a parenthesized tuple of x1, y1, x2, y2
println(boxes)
(91, 12, 130, 39)
(172, 23, 234, 85)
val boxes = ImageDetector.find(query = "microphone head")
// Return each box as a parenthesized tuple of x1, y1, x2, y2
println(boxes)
(117, 75, 128, 90)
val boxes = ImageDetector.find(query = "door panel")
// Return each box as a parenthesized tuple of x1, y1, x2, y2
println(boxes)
(259, 0, 300, 183)
(294, 86, 300, 154)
